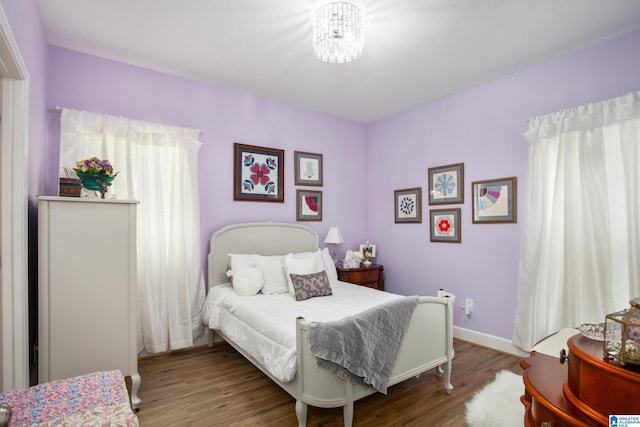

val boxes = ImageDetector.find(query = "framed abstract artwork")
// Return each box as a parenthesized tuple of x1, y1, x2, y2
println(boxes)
(394, 187, 422, 223)
(294, 151, 323, 186)
(428, 163, 464, 205)
(296, 189, 322, 221)
(429, 208, 461, 243)
(234, 143, 284, 202)
(471, 177, 517, 223)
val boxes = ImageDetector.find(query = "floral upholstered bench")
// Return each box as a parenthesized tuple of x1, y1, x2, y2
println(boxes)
(0, 370, 138, 426)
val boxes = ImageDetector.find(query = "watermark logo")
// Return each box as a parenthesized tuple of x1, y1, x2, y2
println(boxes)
(610, 415, 640, 427)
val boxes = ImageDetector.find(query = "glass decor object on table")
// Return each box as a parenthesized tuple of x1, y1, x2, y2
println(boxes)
(604, 297, 640, 365)
(578, 322, 605, 341)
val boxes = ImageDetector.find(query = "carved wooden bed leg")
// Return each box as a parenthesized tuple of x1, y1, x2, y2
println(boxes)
(437, 346, 456, 378)
(343, 401, 354, 427)
(295, 399, 308, 427)
(343, 378, 355, 427)
(443, 361, 453, 394)
(130, 372, 142, 410)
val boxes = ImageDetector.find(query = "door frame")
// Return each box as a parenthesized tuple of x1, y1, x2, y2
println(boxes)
(0, 4, 30, 391)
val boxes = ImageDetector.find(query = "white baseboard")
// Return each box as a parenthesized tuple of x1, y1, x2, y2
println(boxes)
(454, 326, 529, 358)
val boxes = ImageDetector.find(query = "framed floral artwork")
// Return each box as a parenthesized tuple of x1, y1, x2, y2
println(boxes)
(234, 143, 284, 202)
(430, 208, 461, 243)
(296, 189, 322, 221)
(428, 163, 464, 205)
(472, 177, 517, 223)
(394, 187, 422, 223)
(294, 151, 323, 186)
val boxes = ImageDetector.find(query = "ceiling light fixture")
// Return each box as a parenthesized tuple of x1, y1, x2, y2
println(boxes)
(312, 1, 364, 64)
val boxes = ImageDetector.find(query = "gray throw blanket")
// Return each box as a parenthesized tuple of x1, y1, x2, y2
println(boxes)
(308, 296, 419, 394)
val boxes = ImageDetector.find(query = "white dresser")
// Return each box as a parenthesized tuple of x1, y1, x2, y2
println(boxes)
(38, 197, 141, 408)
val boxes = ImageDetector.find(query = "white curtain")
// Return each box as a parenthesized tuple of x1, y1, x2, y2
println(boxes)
(513, 91, 640, 351)
(59, 108, 206, 353)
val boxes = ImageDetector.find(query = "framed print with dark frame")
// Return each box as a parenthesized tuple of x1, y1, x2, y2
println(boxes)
(394, 187, 422, 223)
(429, 208, 461, 243)
(296, 189, 322, 221)
(471, 177, 517, 224)
(294, 151, 323, 186)
(234, 143, 284, 202)
(428, 163, 464, 205)
(359, 243, 376, 258)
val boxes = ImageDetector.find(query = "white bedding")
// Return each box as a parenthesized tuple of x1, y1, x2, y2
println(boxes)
(202, 281, 403, 383)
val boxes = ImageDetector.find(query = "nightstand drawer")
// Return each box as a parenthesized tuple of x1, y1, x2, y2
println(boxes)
(348, 269, 379, 283)
(336, 264, 384, 291)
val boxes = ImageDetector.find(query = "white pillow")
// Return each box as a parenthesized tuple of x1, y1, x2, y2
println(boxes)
(293, 249, 325, 272)
(228, 253, 257, 274)
(231, 267, 264, 296)
(321, 247, 338, 281)
(256, 255, 289, 294)
(284, 253, 321, 295)
(292, 251, 314, 258)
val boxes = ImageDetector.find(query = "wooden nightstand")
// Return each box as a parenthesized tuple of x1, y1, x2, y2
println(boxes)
(336, 264, 384, 291)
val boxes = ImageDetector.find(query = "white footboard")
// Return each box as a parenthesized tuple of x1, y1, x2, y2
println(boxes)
(294, 295, 454, 427)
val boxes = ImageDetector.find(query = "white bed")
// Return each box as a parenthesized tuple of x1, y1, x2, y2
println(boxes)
(203, 222, 454, 427)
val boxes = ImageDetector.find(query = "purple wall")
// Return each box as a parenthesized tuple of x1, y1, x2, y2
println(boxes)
(35, 11, 640, 342)
(367, 28, 640, 340)
(45, 46, 369, 271)
(2, 0, 48, 200)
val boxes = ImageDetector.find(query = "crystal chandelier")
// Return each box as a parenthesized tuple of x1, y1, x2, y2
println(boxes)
(312, 1, 364, 64)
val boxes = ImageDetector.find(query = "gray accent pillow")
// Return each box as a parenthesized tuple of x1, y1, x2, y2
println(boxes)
(290, 270, 332, 301)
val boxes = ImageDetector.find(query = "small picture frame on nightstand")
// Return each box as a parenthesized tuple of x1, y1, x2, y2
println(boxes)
(359, 243, 376, 258)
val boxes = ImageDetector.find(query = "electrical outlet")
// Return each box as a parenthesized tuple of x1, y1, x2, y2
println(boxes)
(465, 298, 473, 315)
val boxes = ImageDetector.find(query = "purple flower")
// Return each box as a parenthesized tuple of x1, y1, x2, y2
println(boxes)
(73, 157, 116, 176)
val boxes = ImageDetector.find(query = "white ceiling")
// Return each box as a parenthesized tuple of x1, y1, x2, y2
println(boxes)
(38, 0, 640, 123)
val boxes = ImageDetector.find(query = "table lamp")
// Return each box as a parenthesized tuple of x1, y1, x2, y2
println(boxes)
(324, 227, 344, 264)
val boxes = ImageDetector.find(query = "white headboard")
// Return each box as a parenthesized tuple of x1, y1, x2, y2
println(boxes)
(207, 222, 319, 287)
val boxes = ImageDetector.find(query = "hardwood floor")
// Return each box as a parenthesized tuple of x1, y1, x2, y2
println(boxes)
(128, 339, 522, 427)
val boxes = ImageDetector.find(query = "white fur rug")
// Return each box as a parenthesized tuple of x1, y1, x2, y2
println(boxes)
(465, 370, 525, 427)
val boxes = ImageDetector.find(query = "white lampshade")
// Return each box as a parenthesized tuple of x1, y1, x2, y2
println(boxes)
(324, 227, 344, 244)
